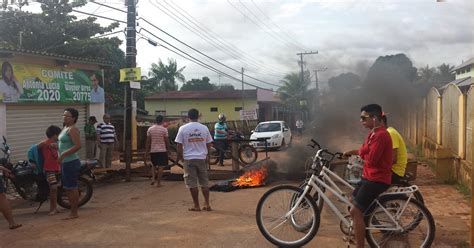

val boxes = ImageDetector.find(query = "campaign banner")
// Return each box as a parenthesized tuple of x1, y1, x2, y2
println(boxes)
(0, 60, 104, 103)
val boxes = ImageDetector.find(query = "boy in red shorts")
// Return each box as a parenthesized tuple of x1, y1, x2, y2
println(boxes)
(38, 125, 62, 215)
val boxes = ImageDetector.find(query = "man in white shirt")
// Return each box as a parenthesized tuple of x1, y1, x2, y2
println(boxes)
(296, 119, 304, 138)
(175, 108, 213, 211)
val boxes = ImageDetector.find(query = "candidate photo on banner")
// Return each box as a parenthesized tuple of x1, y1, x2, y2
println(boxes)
(90, 71, 104, 103)
(0, 61, 23, 103)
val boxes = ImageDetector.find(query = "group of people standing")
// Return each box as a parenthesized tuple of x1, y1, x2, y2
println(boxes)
(0, 109, 119, 229)
(84, 114, 117, 168)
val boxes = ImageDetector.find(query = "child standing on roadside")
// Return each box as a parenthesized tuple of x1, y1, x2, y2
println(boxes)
(38, 125, 62, 215)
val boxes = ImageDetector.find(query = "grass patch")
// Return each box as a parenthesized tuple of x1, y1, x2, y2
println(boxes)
(457, 240, 470, 248)
(407, 144, 423, 158)
(455, 182, 472, 200)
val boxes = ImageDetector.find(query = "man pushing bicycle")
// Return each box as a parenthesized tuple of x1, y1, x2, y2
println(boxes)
(343, 104, 393, 248)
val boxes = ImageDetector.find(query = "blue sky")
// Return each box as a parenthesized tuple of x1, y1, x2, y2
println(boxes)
(19, 0, 474, 90)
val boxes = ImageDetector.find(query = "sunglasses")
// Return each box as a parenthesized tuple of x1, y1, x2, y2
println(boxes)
(360, 115, 372, 121)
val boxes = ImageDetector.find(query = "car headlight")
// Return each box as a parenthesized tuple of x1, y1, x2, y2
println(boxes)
(272, 134, 280, 139)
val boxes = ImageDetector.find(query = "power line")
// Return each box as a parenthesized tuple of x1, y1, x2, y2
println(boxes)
(249, 0, 307, 50)
(227, 0, 297, 50)
(90, 1, 127, 13)
(236, 0, 302, 50)
(67, 6, 282, 88)
(151, 1, 285, 78)
(164, 0, 287, 77)
(72, 9, 126, 23)
(139, 29, 266, 89)
(137, 16, 282, 88)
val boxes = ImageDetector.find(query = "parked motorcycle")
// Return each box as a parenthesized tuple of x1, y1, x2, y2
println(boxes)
(209, 131, 258, 166)
(0, 136, 96, 211)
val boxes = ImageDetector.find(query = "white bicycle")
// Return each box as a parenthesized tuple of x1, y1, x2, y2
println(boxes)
(256, 140, 435, 247)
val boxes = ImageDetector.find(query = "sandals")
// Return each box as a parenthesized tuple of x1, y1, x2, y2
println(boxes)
(188, 207, 201, 212)
(9, 224, 22, 230)
(202, 206, 212, 211)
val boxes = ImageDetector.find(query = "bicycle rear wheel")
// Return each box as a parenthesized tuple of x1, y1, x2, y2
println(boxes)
(256, 185, 320, 247)
(365, 195, 435, 248)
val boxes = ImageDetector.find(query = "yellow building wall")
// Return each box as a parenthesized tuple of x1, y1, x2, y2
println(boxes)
(145, 98, 258, 122)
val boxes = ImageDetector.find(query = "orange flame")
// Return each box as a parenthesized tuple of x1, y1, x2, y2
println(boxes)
(232, 166, 268, 187)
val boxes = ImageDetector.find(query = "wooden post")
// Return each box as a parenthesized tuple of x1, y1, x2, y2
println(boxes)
(231, 142, 239, 172)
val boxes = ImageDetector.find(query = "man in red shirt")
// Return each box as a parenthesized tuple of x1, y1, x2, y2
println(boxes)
(344, 104, 392, 248)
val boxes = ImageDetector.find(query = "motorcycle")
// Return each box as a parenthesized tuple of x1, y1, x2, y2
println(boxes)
(0, 136, 97, 212)
(209, 131, 258, 166)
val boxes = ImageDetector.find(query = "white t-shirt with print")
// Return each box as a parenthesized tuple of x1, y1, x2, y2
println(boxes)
(175, 122, 213, 160)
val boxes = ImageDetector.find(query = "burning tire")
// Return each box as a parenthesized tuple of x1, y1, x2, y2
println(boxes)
(256, 185, 320, 247)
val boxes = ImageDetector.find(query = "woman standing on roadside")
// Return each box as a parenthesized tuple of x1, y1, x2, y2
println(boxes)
(58, 108, 82, 219)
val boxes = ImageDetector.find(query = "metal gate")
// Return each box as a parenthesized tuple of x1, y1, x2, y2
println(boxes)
(5, 104, 87, 162)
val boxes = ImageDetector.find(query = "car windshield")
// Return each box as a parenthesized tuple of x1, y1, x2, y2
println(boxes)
(255, 123, 281, 132)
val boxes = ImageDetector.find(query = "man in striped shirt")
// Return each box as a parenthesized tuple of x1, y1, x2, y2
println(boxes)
(96, 114, 117, 168)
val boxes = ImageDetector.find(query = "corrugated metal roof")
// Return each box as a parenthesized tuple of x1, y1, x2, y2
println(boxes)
(0, 46, 112, 66)
(145, 89, 257, 100)
(451, 57, 474, 72)
(438, 77, 470, 90)
(438, 76, 473, 93)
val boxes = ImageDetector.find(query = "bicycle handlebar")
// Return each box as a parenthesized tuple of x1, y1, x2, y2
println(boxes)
(307, 139, 344, 165)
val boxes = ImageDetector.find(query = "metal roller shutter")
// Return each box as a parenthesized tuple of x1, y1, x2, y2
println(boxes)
(6, 104, 87, 162)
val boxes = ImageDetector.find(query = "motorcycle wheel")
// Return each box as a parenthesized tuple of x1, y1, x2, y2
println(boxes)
(209, 146, 220, 165)
(57, 177, 93, 209)
(239, 144, 258, 165)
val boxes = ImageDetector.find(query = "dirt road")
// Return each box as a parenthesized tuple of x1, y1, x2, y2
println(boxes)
(0, 142, 470, 247)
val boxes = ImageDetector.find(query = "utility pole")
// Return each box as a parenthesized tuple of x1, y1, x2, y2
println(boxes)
(124, 0, 136, 182)
(241, 67, 244, 110)
(313, 68, 327, 112)
(19, 31, 23, 49)
(296, 51, 318, 120)
(296, 51, 318, 84)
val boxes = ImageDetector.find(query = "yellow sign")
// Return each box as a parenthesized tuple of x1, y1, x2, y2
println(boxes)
(119, 67, 141, 82)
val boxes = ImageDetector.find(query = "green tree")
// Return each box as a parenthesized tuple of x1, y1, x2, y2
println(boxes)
(215, 84, 235, 90)
(147, 58, 185, 92)
(436, 63, 455, 83)
(278, 71, 310, 109)
(180, 76, 215, 91)
(417, 65, 437, 84)
(327, 72, 362, 93)
(0, 0, 126, 107)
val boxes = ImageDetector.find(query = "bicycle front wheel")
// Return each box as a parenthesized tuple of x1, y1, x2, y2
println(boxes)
(256, 185, 320, 247)
(365, 195, 435, 248)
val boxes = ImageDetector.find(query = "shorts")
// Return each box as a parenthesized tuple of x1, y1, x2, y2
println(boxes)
(150, 152, 169, 167)
(0, 177, 5, 193)
(61, 159, 81, 189)
(45, 171, 60, 187)
(352, 179, 390, 213)
(391, 172, 405, 185)
(183, 159, 209, 188)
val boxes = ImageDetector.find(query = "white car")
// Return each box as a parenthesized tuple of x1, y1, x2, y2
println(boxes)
(250, 121, 292, 149)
